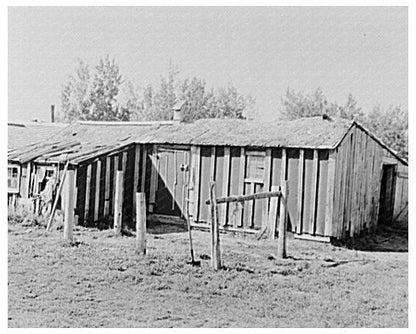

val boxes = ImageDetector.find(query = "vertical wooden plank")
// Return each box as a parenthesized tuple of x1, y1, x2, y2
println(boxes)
(245, 182, 255, 228)
(261, 148, 272, 230)
(84, 163, 92, 224)
(193, 146, 201, 222)
(340, 137, 350, 238)
(350, 128, 359, 237)
(93, 159, 102, 222)
(132, 145, 141, 221)
(277, 180, 288, 259)
(235, 147, 246, 227)
(114, 170, 124, 235)
(268, 185, 279, 239)
(188, 146, 196, 222)
(278, 148, 287, 231)
(281, 148, 287, 184)
(210, 147, 216, 181)
(136, 192, 146, 255)
(149, 145, 157, 213)
(296, 149, 305, 234)
(141, 146, 147, 192)
(64, 170, 75, 242)
(346, 129, 357, 237)
(25, 162, 31, 199)
(221, 147, 231, 226)
(73, 168, 78, 220)
(309, 149, 318, 235)
(104, 156, 111, 217)
(324, 150, 336, 236)
(112, 154, 119, 214)
(133, 145, 141, 194)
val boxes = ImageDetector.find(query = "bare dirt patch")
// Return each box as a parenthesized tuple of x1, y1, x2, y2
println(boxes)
(8, 221, 407, 327)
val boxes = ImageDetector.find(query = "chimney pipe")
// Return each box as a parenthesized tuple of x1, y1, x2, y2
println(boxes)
(172, 101, 185, 123)
(51, 105, 55, 123)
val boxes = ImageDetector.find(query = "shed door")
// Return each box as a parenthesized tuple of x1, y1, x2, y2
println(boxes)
(378, 164, 397, 225)
(242, 152, 265, 229)
(155, 147, 190, 218)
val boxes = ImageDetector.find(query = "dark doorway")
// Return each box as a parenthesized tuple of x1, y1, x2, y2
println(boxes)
(378, 164, 397, 225)
(154, 147, 190, 218)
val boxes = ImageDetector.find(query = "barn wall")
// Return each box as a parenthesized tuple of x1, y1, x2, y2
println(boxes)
(76, 144, 138, 229)
(331, 124, 407, 238)
(186, 144, 334, 238)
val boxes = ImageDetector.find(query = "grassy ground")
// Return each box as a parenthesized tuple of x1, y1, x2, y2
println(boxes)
(8, 219, 407, 328)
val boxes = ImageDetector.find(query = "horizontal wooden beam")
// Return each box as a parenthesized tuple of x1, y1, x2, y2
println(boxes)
(205, 190, 282, 205)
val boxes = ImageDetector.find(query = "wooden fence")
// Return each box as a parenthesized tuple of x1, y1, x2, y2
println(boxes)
(206, 181, 289, 269)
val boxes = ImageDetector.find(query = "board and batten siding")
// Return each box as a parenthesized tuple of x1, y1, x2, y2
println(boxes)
(75, 144, 139, 229)
(189, 145, 335, 237)
(330, 124, 406, 239)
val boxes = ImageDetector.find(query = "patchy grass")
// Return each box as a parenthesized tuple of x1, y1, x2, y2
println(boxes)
(8, 221, 407, 328)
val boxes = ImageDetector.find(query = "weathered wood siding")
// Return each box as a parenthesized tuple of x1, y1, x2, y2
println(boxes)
(187, 145, 333, 237)
(12, 122, 407, 240)
(76, 144, 138, 229)
(392, 164, 408, 226)
(331, 124, 407, 238)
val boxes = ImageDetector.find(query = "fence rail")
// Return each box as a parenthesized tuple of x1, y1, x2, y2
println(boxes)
(205, 190, 282, 205)
(207, 181, 288, 270)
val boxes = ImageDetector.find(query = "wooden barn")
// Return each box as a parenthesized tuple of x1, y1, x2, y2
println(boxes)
(8, 113, 408, 241)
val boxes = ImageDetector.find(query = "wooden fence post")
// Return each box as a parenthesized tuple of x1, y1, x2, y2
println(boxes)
(277, 180, 289, 259)
(63, 170, 75, 242)
(114, 170, 124, 236)
(136, 192, 146, 255)
(209, 182, 221, 270)
(268, 185, 280, 239)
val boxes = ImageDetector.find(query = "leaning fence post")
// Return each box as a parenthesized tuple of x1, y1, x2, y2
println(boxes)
(209, 182, 221, 270)
(114, 170, 124, 236)
(63, 170, 75, 242)
(136, 192, 146, 255)
(277, 180, 289, 259)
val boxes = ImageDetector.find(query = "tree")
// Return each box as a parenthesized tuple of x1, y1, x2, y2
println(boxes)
(280, 88, 339, 120)
(125, 68, 253, 122)
(365, 105, 408, 160)
(178, 77, 215, 122)
(61, 56, 127, 121)
(280, 88, 367, 121)
(61, 59, 92, 122)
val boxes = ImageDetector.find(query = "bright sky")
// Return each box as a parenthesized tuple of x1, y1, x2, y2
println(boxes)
(8, 6, 408, 122)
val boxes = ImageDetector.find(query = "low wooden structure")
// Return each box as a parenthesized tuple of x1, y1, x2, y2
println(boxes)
(8, 113, 408, 240)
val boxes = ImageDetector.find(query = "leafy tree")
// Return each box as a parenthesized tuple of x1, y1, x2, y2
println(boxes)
(178, 77, 215, 122)
(280, 88, 366, 121)
(365, 105, 408, 160)
(61, 59, 92, 122)
(61, 56, 127, 121)
(339, 94, 365, 121)
(280, 88, 338, 120)
(125, 68, 253, 122)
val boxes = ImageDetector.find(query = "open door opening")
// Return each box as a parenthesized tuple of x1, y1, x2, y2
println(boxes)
(378, 164, 397, 225)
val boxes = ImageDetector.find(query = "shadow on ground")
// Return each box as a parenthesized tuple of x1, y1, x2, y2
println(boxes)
(147, 221, 187, 235)
(332, 225, 408, 252)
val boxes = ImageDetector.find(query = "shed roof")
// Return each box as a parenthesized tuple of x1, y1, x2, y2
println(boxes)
(7, 121, 172, 164)
(8, 121, 67, 151)
(8, 116, 406, 166)
(137, 117, 352, 148)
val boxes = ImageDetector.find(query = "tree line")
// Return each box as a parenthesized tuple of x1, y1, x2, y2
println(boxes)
(61, 56, 408, 160)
